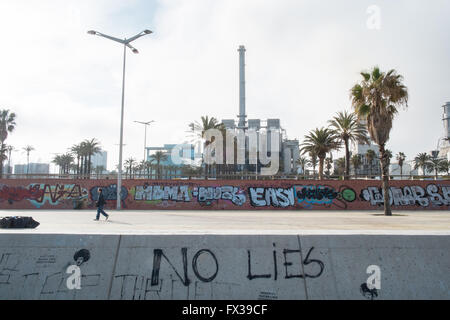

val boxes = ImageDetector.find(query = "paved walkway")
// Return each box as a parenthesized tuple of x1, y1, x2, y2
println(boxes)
(0, 209, 449, 235)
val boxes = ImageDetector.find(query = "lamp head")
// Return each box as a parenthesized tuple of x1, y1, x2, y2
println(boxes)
(87, 30, 97, 35)
(132, 48, 139, 54)
(143, 30, 153, 35)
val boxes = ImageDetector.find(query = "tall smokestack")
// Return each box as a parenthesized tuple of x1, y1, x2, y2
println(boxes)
(238, 45, 247, 129)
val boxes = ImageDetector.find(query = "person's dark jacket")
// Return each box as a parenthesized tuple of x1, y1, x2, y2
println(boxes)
(96, 192, 106, 207)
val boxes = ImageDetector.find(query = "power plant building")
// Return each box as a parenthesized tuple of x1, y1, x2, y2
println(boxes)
(221, 46, 299, 175)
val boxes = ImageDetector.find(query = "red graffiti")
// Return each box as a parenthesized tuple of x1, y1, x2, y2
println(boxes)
(0, 185, 44, 202)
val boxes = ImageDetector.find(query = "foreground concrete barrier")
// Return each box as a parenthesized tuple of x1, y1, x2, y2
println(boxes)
(0, 234, 448, 299)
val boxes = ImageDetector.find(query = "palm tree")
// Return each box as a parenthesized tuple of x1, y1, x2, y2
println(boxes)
(124, 158, 136, 179)
(334, 157, 346, 176)
(307, 151, 318, 178)
(145, 160, 155, 179)
(5, 145, 15, 176)
(350, 66, 408, 216)
(296, 156, 308, 177)
(365, 149, 377, 176)
(426, 157, 445, 180)
(189, 116, 223, 177)
(396, 152, 406, 178)
(414, 153, 430, 176)
(328, 111, 369, 179)
(439, 159, 449, 176)
(70, 143, 84, 178)
(351, 154, 362, 176)
(0, 144, 9, 175)
(52, 155, 64, 174)
(325, 158, 333, 177)
(94, 165, 105, 179)
(301, 128, 340, 180)
(83, 138, 101, 178)
(0, 110, 17, 178)
(23, 145, 35, 175)
(149, 151, 168, 179)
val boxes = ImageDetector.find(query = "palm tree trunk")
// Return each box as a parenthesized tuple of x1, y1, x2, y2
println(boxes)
(344, 138, 350, 180)
(318, 157, 324, 180)
(88, 155, 92, 179)
(0, 142, 4, 179)
(379, 144, 392, 216)
(77, 156, 80, 178)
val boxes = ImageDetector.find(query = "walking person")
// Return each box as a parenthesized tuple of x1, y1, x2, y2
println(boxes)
(94, 188, 109, 221)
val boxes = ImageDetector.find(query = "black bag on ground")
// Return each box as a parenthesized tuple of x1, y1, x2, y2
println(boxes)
(0, 216, 40, 229)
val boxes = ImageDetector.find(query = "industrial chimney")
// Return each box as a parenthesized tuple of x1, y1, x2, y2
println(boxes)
(443, 102, 450, 140)
(237, 45, 247, 129)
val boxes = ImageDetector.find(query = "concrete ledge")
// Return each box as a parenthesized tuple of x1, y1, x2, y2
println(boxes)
(0, 233, 448, 300)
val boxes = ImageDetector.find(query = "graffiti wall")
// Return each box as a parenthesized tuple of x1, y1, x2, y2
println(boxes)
(0, 179, 449, 210)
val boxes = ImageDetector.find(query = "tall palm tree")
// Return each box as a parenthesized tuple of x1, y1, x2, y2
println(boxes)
(351, 154, 363, 176)
(149, 151, 168, 179)
(23, 145, 35, 175)
(350, 66, 408, 216)
(365, 149, 377, 176)
(414, 153, 430, 176)
(328, 111, 369, 179)
(396, 152, 406, 178)
(79, 141, 88, 177)
(301, 128, 340, 180)
(0, 110, 17, 178)
(189, 116, 223, 177)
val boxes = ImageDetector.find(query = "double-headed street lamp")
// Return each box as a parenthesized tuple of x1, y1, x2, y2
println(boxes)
(134, 120, 155, 162)
(88, 29, 153, 210)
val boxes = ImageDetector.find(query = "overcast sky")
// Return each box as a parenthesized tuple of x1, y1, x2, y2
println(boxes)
(1, 0, 449, 172)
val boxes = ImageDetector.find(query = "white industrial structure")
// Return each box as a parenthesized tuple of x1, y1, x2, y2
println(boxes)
(438, 101, 450, 160)
(221, 46, 299, 175)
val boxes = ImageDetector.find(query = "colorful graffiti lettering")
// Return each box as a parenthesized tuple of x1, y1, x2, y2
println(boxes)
(360, 184, 450, 207)
(134, 184, 191, 202)
(295, 185, 338, 205)
(249, 187, 295, 208)
(0, 185, 43, 204)
(193, 186, 246, 206)
(28, 184, 89, 208)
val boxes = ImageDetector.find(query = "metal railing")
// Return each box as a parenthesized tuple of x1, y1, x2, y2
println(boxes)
(1, 173, 448, 181)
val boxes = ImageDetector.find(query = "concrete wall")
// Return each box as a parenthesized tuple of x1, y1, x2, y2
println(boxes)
(0, 179, 449, 210)
(0, 234, 448, 300)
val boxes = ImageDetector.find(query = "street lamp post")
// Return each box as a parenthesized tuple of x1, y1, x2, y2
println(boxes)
(134, 120, 155, 162)
(88, 29, 153, 210)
